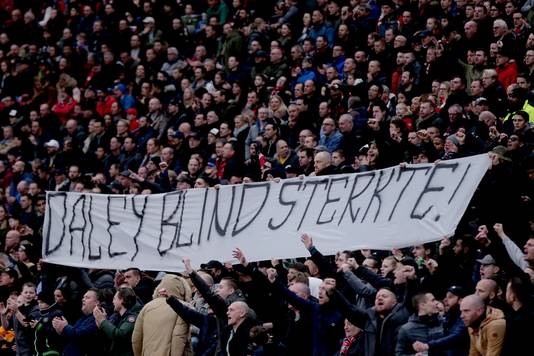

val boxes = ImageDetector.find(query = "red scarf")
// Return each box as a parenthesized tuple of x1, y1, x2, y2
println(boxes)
(340, 335, 357, 355)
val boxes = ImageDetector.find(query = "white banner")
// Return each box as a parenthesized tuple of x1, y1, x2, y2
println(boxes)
(43, 154, 490, 272)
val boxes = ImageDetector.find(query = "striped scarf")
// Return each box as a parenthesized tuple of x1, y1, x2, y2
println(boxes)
(340, 335, 357, 356)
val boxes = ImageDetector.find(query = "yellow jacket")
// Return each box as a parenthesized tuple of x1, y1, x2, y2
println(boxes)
(468, 306, 506, 356)
(132, 275, 193, 356)
(503, 100, 534, 123)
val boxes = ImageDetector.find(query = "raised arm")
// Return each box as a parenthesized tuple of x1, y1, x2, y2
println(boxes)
(301, 233, 337, 279)
(166, 295, 210, 327)
(329, 288, 369, 329)
(341, 265, 377, 298)
(493, 223, 529, 270)
(183, 258, 228, 318)
(353, 263, 393, 290)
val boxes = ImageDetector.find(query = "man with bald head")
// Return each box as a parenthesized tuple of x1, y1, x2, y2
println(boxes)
(274, 139, 298, 168)
(4, 229, 20, 253)
(313, 151, 336, 176)
(475, 279, 510, 316)
(460, 294, 506, 356)
(224, 301, 254, 355)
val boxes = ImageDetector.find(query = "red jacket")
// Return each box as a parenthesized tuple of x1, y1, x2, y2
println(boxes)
(52, 98, 77, 124)
(496, 60, 518, 89)
(96, 96, 117, 118)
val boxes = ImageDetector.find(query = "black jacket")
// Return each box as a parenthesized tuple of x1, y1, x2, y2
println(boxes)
(219, 317, 256, 356)
(502, 305, 534, 355)
(333, 289, 411, 356)
(167, 296, 218, 356)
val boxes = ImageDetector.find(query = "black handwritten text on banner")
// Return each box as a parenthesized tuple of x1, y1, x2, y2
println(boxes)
(43, 154, 490, 271)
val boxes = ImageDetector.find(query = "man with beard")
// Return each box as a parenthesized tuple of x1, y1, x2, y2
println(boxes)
(460, 294, 506, 356)
(412, 286, 470, 355)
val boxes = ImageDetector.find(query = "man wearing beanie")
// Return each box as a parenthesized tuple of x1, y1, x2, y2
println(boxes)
(442, 133, 466, 160)
(34, 290, 64, 356)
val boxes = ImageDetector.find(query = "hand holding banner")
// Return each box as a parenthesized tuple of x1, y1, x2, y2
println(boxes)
(43, 154, 491, 271)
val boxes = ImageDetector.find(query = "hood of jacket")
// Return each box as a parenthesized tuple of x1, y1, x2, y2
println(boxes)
(152, 274, 192, 302)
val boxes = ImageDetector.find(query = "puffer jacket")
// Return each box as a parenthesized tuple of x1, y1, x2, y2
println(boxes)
(132, 274, 193, 356)
(467, 306, 505, 356)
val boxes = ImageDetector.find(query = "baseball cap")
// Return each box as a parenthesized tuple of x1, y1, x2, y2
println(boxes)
(490, 146, 512, 161)
(474, 97, 489, 106)
(188, 132, 201, 140)
(1, 267, 18, 280)
(399, 257, 418, 270)
(143, 16, 155, 24)
(254, 50, 268, 58)
(418, 30, 432, 38)
(203, 260, 223, 270)
(209, 128, 219, 136)
(44, 139, 60, 149)
(476, 255, 496, 265)
(114, 84, 127, 93)
(447, 285, 468, 298)
(167, 47, 178, 55)
(285, 164, 298, 174)
(119, 170, 132, 178)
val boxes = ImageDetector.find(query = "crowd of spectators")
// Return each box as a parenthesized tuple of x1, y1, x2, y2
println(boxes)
(0, 0, 531, 355)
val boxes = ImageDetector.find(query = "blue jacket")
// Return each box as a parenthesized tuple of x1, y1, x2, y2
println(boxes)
(319, 130, 343, 152)
(309, 23, 335, 44)
(120, 95, 136, 110)
(296, 70, 317, 84)
(427, 308, 469, 356)
(61, 314, 103, 356)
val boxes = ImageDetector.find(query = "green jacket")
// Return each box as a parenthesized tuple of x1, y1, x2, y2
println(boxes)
(223, 30, 244, 65)
(100, 307, 140, 356)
